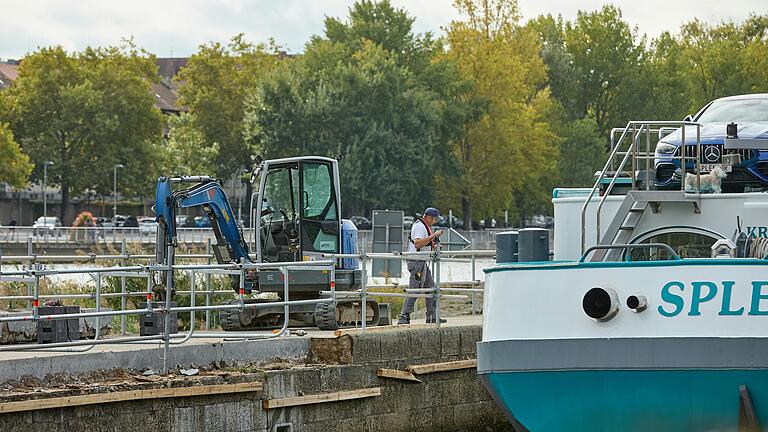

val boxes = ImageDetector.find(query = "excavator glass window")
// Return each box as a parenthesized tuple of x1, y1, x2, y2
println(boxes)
(300, 162, 339, 254)
(260, 164, 301, 262)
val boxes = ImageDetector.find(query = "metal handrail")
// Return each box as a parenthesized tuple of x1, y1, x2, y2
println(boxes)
(0, 246, 493, 368)
(580, 120, 704, 254)
(579, 243, 682, 262)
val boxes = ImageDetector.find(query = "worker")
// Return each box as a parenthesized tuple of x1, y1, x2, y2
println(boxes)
(397, 207, 445, 324)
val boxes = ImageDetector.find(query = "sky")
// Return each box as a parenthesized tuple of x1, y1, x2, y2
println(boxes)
(0, 0, 766, 60)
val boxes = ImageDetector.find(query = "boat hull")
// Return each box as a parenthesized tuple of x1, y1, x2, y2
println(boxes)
(481, 369, 768, 432)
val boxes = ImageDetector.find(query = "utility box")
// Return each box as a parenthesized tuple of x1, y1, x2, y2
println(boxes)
(37, 306, 80, 344)
(496, 231, 519, 263)
(371, 210, 404, 278)
(139, 302, 179, 336)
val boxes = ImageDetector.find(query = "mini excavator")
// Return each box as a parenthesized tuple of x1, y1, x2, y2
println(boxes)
(153, 156, 381, 330)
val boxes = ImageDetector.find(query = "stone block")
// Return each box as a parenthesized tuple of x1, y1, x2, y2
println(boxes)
(459, 325, 482, 356)
(407, 328, 441, 361)
(264, 367, 322, 398)
(309, 336, 352, 365)
(439, 326, 461, 360)
(378, 329, 411, 362)
(350, 332, 381, 364)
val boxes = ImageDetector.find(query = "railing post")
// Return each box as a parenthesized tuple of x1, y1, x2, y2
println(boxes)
(470, 254, 477, 315)
(361, 254, 367, 331)
(434, 250, 442, 327)
(120, 240, 127, 335)
(205, 239, 211, 331)
(26, 238, 33, 309)
(162, 245, 174, 374)
(681, 123, 686, 192)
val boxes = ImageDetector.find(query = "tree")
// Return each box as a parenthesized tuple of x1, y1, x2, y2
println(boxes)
(2, 45, 163, 222)
(556, 117, 605, 187)
(161, 113, 218, 176)
(440, 0, 558, 227)
(0, 122, 32, 187)
(563, 6, 650, 139)
(245, 1, 477, 217)
(178, 35, 280, 179)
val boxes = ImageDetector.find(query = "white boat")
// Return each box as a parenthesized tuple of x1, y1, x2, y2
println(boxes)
(478, 120, 768, 431)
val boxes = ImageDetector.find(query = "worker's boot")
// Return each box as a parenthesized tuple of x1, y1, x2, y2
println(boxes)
(426, 314, 447, 324)
(397, 313, 410, 325)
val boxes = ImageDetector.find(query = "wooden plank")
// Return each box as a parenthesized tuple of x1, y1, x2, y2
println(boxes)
(262, 387, 381, 410)
(376, 368, 421, 383)
(406, 359, 477, 375)
(334, 323, 435, 337)
(0, 381, 263, 414)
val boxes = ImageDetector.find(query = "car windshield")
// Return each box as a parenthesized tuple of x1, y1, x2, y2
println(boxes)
(696, 98, 768, 123)
(37, 217, 57, 224)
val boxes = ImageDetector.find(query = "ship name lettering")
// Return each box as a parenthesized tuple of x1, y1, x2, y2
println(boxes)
(658, 280, 768, 317)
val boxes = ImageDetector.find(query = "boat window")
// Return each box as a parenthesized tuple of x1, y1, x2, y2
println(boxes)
(630, 231, 719, 260)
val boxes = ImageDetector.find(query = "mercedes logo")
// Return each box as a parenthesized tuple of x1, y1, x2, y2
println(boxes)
(704, 145, 721, 163)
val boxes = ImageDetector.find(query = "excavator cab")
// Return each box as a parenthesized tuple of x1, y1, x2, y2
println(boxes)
(252, 157, 343, 265)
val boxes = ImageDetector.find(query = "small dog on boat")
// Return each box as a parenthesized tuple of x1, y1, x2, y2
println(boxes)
(684, 166, 728, 193)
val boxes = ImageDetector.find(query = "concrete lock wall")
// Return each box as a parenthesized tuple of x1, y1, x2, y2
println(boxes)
(0, 326, 512, 432)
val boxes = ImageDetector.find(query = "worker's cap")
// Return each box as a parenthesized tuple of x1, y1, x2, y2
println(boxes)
(424, 207, 440, 218)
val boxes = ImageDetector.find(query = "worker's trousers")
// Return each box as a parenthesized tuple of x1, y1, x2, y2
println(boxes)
(400, 260, 435, 318)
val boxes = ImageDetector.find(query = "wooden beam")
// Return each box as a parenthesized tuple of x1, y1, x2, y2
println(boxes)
(377, 368, 421, 383)
(334, 323, 435, 337)
(262, 387, 381, 410)
(0, 381, 263, 414)
(406, 359, 477, 375)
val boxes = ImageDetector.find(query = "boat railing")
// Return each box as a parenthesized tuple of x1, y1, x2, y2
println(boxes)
(578, 243, 681, 263)
(581, 121, 704, 254)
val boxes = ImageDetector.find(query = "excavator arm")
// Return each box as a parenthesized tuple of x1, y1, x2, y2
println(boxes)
(154, 176, 250, 266)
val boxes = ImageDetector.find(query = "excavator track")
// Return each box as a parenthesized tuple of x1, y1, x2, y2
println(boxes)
(314, 300, 380, 331)
(219, 300, 283, 331)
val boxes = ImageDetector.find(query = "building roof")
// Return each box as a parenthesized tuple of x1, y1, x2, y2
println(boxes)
(0, 63, 19, 89)
(0, 60, 186, 113)
(155, 58, 188, 79)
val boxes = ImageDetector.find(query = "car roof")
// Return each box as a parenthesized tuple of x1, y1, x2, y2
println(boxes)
(711, 93, 768, 102)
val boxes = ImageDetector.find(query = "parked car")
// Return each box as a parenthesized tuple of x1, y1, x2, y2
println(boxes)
(655, 93, 768, 192)
(32, 216, 61, 236)
(195, 216, 212, 228)
(138, 217, 158, 235)
(122, 215, 138, 228)
(526, 215, 554, 229)
(113, 214, 128, 227)
(435, 215, 463, 229)
(96, 217, 116, 228)
(349, 216, 372, 230)
(403, 216, 415, 230)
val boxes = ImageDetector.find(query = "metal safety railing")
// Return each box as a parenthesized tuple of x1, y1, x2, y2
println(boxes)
(0, 226, 257, 245)
(580, 120, 705, 253)
(0, 243, 495, 373)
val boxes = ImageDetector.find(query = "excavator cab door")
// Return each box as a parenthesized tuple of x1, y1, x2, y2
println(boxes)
(252, 157, 342, 265)
(299, 161, 341, 260)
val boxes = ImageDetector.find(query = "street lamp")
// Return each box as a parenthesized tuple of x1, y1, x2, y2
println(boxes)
(43, 161, 54, 219)
(237, 168, 249, 224)
(113, 164, 124, 219)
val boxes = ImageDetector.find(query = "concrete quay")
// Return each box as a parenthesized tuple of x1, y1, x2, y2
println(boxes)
(0, 316, 512, 432)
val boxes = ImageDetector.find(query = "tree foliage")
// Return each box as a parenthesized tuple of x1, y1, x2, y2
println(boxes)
(0, 122, 32, 187)
(1, 45, 162, 221)
(440, 0, 558, 227)
(178, 34, 280, 179)
(161, 113, 218, 176)
(245, 1, 476, 216)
